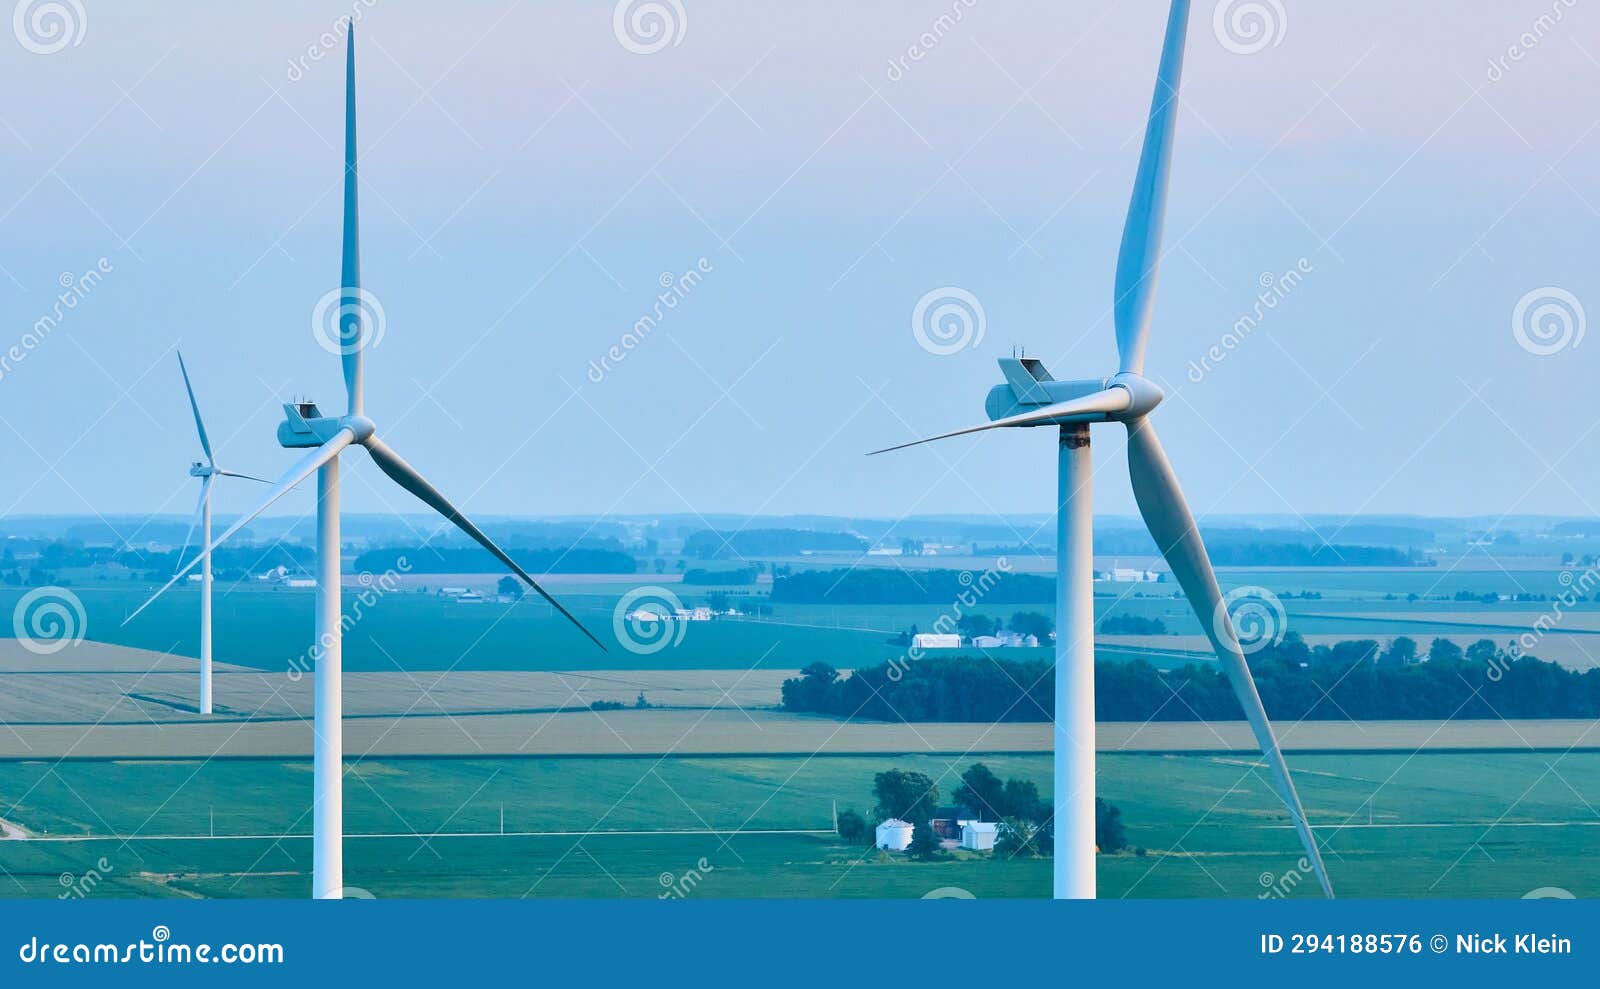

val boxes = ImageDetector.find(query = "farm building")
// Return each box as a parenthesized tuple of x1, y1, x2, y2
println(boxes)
(911, 633, 961, 650)
(929, 806, 979, 841)
(961, 822, 998, 851)
(875, 818, 913, 851)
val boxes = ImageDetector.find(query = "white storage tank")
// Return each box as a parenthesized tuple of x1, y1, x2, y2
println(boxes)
(875, 818, 914, 851)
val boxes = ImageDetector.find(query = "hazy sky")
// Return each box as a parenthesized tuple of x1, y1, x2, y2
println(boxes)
(0, 0, 1596, 530)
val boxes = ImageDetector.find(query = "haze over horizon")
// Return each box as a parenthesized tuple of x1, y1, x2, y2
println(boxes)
(1, 0, 1596, 531)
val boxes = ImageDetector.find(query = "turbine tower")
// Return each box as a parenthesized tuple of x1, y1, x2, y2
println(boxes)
(172, 351, 269, 715)
(128, 28, 605, 899)
(870, 0, 1332, 899)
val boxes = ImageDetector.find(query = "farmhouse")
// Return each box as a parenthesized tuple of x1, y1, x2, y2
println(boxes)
(961, 822, 998, 851)
(875, 818, 913, 851)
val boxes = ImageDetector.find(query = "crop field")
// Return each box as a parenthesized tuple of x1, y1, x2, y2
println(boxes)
(2, 751, 1595, 899)
(7, 563, 1597, 678)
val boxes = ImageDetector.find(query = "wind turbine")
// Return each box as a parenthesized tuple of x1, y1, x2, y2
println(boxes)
(870, 0, 1332, 899)
(127, 28, 605, 899)
(171, 351, 270, 715)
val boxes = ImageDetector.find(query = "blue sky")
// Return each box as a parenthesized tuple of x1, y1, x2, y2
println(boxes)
(0, 0, 1596, 526)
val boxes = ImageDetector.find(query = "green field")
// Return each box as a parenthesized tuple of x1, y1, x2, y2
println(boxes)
(3, 751, 1593, 899)
(9, 563, 1591, 675)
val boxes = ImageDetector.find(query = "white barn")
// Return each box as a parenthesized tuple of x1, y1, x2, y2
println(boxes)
(911, 633, 961, 650)
(875, 818, 914, 851)
(961, 822, 998, 851)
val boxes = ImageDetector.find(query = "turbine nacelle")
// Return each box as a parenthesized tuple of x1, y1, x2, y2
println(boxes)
(984, 359, 1165, 427)
(278, 403, 375, 449)
(189, 462, 214, 478)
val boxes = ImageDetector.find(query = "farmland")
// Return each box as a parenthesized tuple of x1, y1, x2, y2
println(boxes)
(2, 556, 1599, 899)
(2, 752, 1595, 899)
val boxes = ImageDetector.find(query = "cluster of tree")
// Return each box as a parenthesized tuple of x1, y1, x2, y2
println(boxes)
(682, 528, 866, 560)
(353, 546, 635, 575)
(782, 633, 1600, 722)
(682, 568, 757, 586)
(1098, 614, 1169, 635)
(773, 568, 1053, 605)
(834, 763, 1127, 858)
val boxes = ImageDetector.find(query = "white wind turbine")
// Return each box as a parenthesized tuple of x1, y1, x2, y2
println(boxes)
(127, 28, 605, 899)
(870, 0, 1332, 899)
(170, 351, 270, 715)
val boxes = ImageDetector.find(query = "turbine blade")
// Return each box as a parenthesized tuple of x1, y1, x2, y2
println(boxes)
(124, 430, 355, 627)
(868, 388, 1130, 455)
(173, 474, 213, 574)
(215, 468, 273, 484)
(1113, 0, 1191, 374)
(1124, 416, 1333, 897)
(177, 350, 213, 464)
(339, 27, 363, 416)
(362, 435, 606, 651)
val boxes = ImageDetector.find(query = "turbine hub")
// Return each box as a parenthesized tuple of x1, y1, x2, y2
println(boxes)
(342, 415, 376, 443)
(1108, 372, 1164, 418)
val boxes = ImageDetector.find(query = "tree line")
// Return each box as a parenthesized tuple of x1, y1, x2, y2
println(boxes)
(781, 633, 1600, 721)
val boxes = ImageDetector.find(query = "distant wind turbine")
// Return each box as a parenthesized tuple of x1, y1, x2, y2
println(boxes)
(172, 351, 270, 715)
(128, 28, 604, 899)
(870, 0, 1332, 899)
